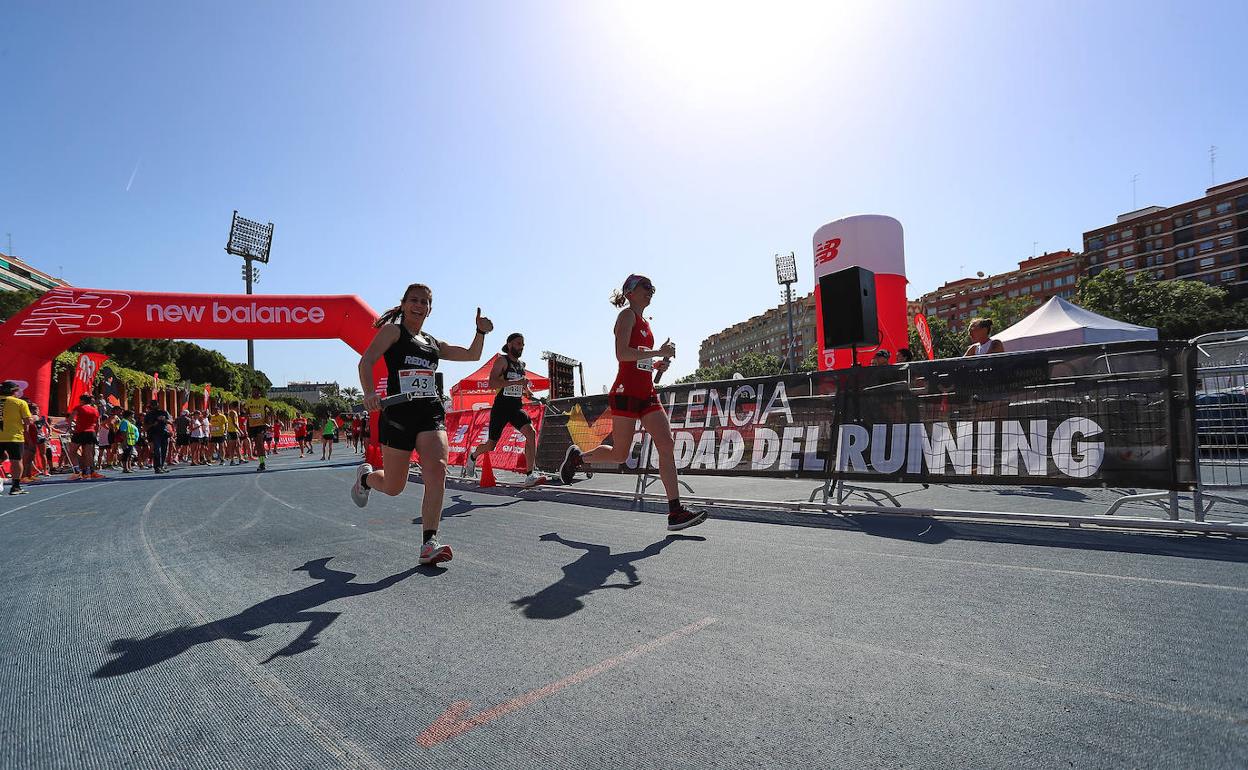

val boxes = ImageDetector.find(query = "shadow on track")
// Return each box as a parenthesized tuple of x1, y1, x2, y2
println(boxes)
(446, 480, 1248, 565)
(512, 533, 705, 620)
(94, 557, 433, 678)
(433, 493, 525, 521)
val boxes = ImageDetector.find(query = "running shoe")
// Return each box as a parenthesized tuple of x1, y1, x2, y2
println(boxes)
(419, 537, 453, 566)
(9, 488, 29, 496)
(257, 462, 266, 472)
(558, 445, 583, 485)
(520, 472, 543, 489)
(89, 472, 105, 479)
(667, 505, 708, 531)
(351, 463, 373, 508)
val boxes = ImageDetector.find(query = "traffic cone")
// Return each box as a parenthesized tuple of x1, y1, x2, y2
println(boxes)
(479, 452, 496, 488)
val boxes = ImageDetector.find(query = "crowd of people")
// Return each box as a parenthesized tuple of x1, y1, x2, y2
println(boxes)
(0, 380, 371, 495)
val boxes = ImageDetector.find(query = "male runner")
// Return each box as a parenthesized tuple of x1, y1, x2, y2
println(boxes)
(208, 405, 228, 465)
(465, 333, 542, 487)
(244, 389, 271, 472)
(0, 381, 33, 495)
(292, 414, 308, 458)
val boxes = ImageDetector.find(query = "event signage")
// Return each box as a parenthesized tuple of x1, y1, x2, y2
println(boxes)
(68, 353, 108, 407)
(914, 314, 935, 360)
(536, 341, 1197, 491)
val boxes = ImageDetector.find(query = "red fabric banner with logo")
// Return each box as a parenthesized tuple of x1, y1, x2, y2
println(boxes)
(68, 353, 108, 407)
(429, 404, 545, 473)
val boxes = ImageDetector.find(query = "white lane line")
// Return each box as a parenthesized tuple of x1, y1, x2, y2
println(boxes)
(0, 485, 93, 518)
(134, 480, 385, 770)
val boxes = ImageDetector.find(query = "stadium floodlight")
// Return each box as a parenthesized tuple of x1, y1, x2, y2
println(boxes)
(774, 252, 798, 372)
(226, 211, 274, 264)
(775, 251, 797, 285)
(226, 210, 274, 368)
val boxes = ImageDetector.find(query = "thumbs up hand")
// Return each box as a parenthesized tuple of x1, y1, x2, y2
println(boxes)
(475, 308, 494, 335)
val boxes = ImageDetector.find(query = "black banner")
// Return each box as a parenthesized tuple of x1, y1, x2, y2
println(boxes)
(535, 341, 1197, 491)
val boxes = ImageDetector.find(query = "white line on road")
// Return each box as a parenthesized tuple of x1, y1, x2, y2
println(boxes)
(0, 485, 93, 519)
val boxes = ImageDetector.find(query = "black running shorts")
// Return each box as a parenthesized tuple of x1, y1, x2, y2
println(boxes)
(72, 431, 97, 446)
(379, 400, 446, 452)
(0, 442, 21, 462)
(488, 402, 531, 442)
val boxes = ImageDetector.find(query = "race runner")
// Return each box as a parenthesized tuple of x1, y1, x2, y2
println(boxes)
(557, 274, 707, 531)
(244, 388, 271, 472)
(350, 282, 494, 565)
(464, 332, 542, 488)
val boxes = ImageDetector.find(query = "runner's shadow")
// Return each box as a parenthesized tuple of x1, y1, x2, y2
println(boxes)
(512, 533, 705, 620)
(94, 557, 428, 678)
(429, 493, 525, 522)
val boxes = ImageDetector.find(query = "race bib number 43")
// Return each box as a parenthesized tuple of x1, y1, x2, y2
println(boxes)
(399, 369, 438, 398)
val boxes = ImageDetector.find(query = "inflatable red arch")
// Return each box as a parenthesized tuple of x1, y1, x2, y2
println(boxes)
(0, 287, 387, 462)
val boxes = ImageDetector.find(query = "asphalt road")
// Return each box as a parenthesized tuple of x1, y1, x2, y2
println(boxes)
(2, 453, 1246, 769)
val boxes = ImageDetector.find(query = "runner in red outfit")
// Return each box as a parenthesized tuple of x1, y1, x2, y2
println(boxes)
(558, 274, 707, 531)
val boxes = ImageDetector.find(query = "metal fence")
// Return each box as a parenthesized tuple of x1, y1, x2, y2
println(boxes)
(1192, 331, 1248, 520)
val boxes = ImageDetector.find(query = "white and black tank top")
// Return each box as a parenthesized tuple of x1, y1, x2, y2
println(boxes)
(383, 325, 441, 400)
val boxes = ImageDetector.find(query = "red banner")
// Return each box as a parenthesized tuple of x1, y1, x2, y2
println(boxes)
(68, 353, 108, 407)
(914, 313, 935, 360)
(434, 404, 545, 473)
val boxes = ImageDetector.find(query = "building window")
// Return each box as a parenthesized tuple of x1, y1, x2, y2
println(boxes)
(1008, 289, 1019, 297)
(1124, 258, 1136, 269)
(1221, 269, 1237, 281)
(1219, 220, 1233, 231)
(1200, 240, 1215, 252)
(1200, 257, 1215, 269)
(1043, 279, 1052, 289)
(1198, 207, 1212, 219)
(1146, 255, 1155, 267)
(1122, 244, 1135, 255)
(1121, 229, 1133, 239)
(1108, 248, 1119, 257)
(1216, 201, 1232, 214)
(1219, 236, 1235, 247)
(1020, 286, 1030, 295)
(1108, 233, 1119, 243)
(1032, 283, 1042, 292)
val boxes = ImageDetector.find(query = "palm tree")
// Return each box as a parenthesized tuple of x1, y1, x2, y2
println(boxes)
(341, 386, 363, 404)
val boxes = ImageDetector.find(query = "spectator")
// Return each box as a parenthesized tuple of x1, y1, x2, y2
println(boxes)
(896, 348, 915, 363)
(189, 410, 207, 465)
(871, 349, 891, 366)
(118, 410, 139, 473)
(23, 400, 52, 479)
(321, 413, 337, 460)
(964, 318, 1006, 356)
(69, 394, 102, 480)
(1, 381, 33, 495)
(143, 399, 172, 474)
(174, 410, 191, 464)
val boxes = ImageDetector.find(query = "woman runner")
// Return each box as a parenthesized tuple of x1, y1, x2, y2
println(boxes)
(558, 274, 706, 531)
(351, 283, 493, 565)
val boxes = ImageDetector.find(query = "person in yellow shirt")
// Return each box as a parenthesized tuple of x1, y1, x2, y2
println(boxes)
(0, 381, 34, 496)
(208, 404, 229, 466)
(244, 388, 272, 472)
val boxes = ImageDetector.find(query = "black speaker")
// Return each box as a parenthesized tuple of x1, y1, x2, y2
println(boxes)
(819, 266, 878, 348)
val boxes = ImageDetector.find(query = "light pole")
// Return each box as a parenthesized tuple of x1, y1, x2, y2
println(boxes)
(225, 211, 274, 370)
(775, 251, 798, 373)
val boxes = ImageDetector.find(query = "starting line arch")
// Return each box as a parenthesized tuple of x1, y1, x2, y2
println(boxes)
(0, 287, 386, 462)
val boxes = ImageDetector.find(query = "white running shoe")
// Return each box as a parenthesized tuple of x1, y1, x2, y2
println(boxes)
(351, 463, 373, 508)
(419, 537, 453, 566)
(520, 472, 543, 489)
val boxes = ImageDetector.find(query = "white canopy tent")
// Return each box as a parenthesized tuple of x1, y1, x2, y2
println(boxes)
(995, 296, 1158, 352)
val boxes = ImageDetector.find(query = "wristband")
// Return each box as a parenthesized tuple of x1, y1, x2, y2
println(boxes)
(476, 328, 488, 335)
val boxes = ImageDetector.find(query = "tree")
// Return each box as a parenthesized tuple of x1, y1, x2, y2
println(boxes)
(0, 288, 44, 322)
(674, 351, 786, 384)
(340, 386, 363, 404)
(909, 316, 967, 360)
(1076, 268, 1244, 339)
(980, 295, 1033, 333)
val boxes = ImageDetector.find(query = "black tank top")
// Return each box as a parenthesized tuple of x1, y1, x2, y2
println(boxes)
(382, 324, 441, 399)
(494, 355, 526, 406)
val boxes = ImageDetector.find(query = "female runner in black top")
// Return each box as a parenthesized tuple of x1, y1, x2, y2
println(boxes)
(352, 282, 493, 565)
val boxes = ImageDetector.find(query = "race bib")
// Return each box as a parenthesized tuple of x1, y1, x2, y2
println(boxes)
(636, 358, 654, 372)
(503, 374, 525, 397)
(398, 368, 438, 398)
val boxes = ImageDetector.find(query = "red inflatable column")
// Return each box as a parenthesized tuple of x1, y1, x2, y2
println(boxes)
(812, 215, 908, 369)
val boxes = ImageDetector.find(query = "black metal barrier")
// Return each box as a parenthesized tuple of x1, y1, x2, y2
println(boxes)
(535, 341, 1198, 491)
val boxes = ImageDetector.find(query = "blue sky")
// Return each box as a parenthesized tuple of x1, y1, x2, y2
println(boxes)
(2, 1, 1245, 392)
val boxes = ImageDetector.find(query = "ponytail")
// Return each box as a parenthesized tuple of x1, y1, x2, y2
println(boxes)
(374, 283, 433, 328)
(609, 290, 627, 307)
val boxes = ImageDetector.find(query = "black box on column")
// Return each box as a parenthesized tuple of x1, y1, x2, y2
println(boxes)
(819, 266, 879, 348)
